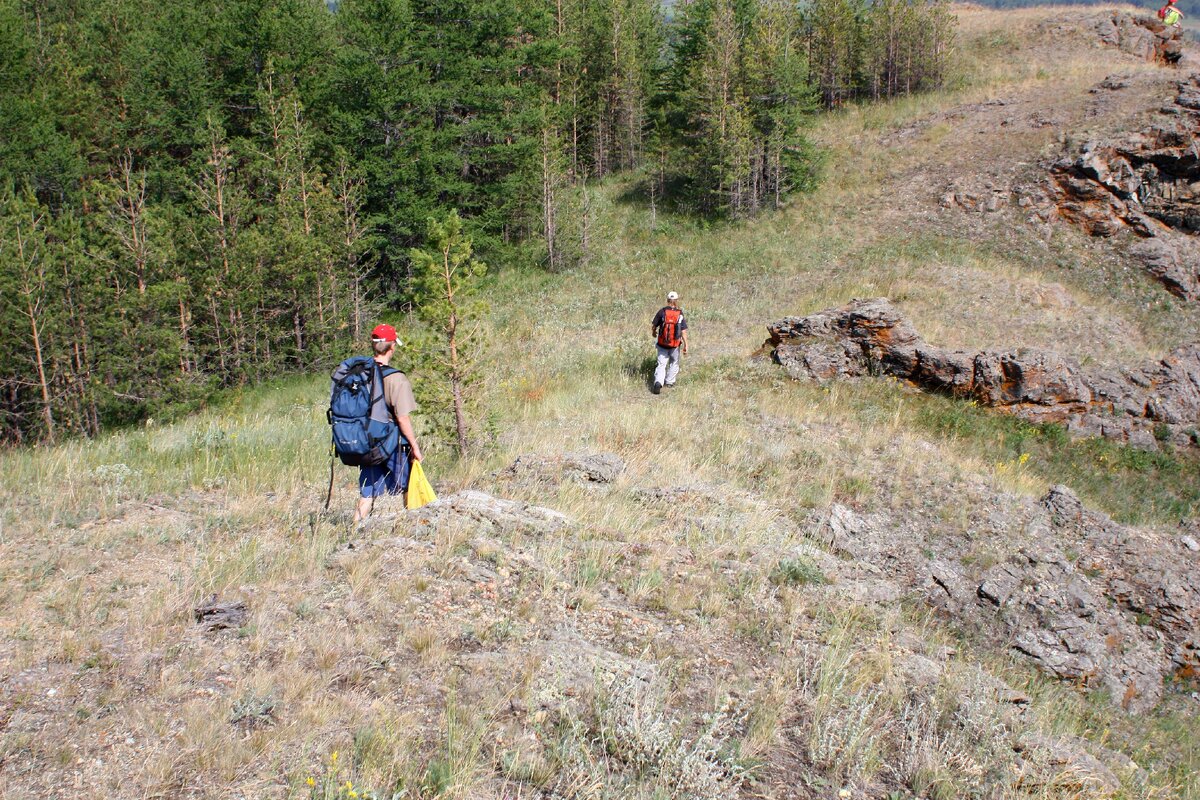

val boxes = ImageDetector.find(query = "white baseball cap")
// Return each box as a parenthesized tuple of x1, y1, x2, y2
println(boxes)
(667, 291, 679, 300)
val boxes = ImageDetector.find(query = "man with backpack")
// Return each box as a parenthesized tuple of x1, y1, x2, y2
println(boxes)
(651, 291, 689, 395)
(328, 324, 423, 523)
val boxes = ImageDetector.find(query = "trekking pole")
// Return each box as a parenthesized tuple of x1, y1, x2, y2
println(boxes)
(323, 448, 336, 511)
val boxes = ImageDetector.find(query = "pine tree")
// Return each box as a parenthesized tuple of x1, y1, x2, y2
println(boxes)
(187, 115, 253, 382)
(408, 210, 487, 458)
(744, 0, 818, 207)
(805, 0, 865, 108)
(0, 188, 60, 442)
(681, 0, 756, 214)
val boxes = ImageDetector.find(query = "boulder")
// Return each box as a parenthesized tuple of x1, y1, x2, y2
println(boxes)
(1043, 484, 1085, 529)
(817, 503, 874, 557)
(931, 484, 1200, 712)
(193, 596, 248, 632)
(1129, 236, 1200, 300)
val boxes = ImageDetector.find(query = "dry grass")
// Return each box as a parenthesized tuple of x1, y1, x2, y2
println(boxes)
(2, 4, 1198, 799)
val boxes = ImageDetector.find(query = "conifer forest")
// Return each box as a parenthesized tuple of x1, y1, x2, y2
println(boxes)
(0, 0, 953, 445)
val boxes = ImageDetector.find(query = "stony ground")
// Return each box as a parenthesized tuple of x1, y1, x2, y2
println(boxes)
(2, 5, 1199, 800)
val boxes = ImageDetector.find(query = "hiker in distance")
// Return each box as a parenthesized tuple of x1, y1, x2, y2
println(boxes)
(651, 291, 689, 395)
(328, 324, 424, 524)
(1159, 0, 1185, 28)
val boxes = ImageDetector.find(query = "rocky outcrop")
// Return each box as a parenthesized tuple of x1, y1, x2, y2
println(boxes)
(1092, 11, 1184, 65)
(1019, 74, 1200, 299)
(363, 490, 572, 536)
(811, 488, 1199, 713)
(932, 485, 1200, 712)
(766, 298, 1200, 449)
(501, 452, 626, 485)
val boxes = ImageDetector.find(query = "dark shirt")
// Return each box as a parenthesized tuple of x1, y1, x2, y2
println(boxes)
(652, 306, 688, 333)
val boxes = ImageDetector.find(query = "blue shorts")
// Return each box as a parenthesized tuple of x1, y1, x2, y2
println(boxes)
(359, 444, 411, 498)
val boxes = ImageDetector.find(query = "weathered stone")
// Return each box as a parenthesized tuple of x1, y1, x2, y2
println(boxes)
(1044, 484, 1085, 528)
(898, 652, 944, 689)
(501, 452, 626, 485)
(367, 490, 572, 536)
(928, 559, 975, 614)
(817, 504, 872, 557)
(1091, 74, 1131, 92)
(1093, 11, 1183, 65)
(1130, 236, 1200, 301)
(193, 597, 248, 632)
(1014, 73, 1200, 300)
(766, 298, 1200, 448)
(978, 565, 1021, 606)
(901, 484, 1200, 712)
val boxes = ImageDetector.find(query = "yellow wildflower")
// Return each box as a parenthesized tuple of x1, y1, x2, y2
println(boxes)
(306, 777, 315, 787)
(1019, 453, 1030, 465)
(331, 751, 339, 764)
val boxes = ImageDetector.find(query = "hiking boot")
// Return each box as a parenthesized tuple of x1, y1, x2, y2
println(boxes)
(664, 382, 675, 388)
(652, 381, 662, 395)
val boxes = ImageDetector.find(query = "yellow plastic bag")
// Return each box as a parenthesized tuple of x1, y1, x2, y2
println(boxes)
(406, 460, 438, 510)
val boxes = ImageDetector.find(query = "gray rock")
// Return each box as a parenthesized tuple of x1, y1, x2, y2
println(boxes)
(501, 452, 626, 485)
(928, 559, 975, 614)
(368, 490, 572, 537)
(1044, 484, 1085, 528)
(818, 504, 872, 557)
(978, 565, 1021, 606)
(1131, 236, 1200, 302)
(898, 652, 944, 689)
(193, 597, 248, 632)
(911, 486, 1190, 712)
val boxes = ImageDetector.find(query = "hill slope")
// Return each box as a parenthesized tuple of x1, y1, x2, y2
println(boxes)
(2, 5, 1199, 799)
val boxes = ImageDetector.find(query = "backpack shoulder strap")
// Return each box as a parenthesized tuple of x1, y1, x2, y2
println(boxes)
(369, 361, 386, 409)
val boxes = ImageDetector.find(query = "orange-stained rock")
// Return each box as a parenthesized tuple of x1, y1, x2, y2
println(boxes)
(766, 298, 1200, 449)
(1015, 73, 1200, 299)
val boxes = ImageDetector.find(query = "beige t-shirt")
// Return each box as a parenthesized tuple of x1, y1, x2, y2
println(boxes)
(382, 370, 417, 420)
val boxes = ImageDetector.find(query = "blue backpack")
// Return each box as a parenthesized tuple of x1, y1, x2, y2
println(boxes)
(328, 356, 400, 467)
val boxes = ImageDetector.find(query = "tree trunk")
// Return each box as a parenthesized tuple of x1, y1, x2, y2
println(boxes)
(443, 245, 468, 457)
(15, 219, 55, 443)
(542, 126, 558, 271)
(28, 303, 54, 443)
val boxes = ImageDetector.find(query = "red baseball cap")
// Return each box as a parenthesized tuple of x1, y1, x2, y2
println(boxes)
(371, 324, 398, 342)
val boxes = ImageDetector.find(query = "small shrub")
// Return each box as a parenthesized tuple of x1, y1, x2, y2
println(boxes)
(596, 673, 751, 799)
(229, 692, 275, 728)
(770, 557, 827, 587)
(191, 423, 228, 450)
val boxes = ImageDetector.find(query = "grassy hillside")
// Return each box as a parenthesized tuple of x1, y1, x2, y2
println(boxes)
(2, 5, 1198, 799)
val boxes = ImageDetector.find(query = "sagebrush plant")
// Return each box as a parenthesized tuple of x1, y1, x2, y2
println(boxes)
(600, 675, 750, 798)
(770, 556, 827, 587)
